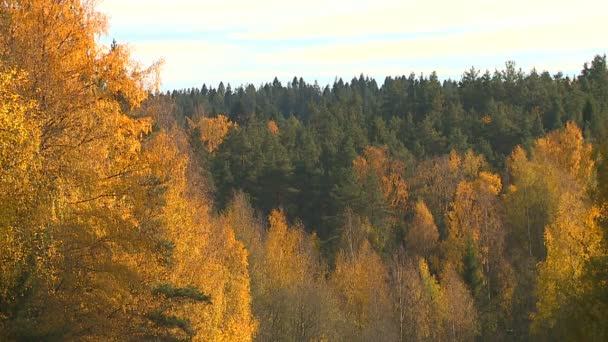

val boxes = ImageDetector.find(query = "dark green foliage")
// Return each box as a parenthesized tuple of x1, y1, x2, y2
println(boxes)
(166, 57, 606, 162)
(148, 285, 211, 340)
(463, 235, 484, 297)
(156, 240, 175, 266)
(578, 256, 608, 337)
(152, 284, 211, 303)
(147, 311, 194, 337)
(212, 118, 294, 215)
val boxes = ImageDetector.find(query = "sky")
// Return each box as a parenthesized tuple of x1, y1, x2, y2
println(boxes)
(97, 0, 608, 91)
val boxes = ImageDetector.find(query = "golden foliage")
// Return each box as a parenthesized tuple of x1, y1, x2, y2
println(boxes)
(267, 119, 280, 136)
(0, 65, 48, 321)
(196, 114, 237, 153)
(353, 145, 409, 211)
(505, 145, 556, 259)
(253, 209, 338, 340)
(439, 265, 479, 340)
(0, 65, 39, 206)
(0, 1, 253, 340)
(533, 122, 594, 185)
(413, 149, 488, 231)
(448, 149, 462, 171)
(333, 241, 396, 339)
(478, 172, 502, 195)
(389, 255, 447, 341)
(0, 1, 160, 334)
(462, 149, 488, 179)
(142, 131, 256, 342)
(480, 115, 493, 124)
(528, 123, 603, 334)
(223, 192, 263, 264)
(446, 165, 504, 280)
(406, 200, 440, 258)
(261, 209, 317, 290)
(533, 197, 602, 332)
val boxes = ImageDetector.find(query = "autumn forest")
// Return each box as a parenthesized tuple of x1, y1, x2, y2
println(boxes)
(1, 1, 608, 341)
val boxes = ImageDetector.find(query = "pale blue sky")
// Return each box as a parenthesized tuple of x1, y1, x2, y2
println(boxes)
(98, 0, 607, 91)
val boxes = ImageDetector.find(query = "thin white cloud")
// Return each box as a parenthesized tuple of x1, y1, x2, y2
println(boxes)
(259, 17, 605, 64)
(97, 0, 608, 89)
(100, 0, 603, 38)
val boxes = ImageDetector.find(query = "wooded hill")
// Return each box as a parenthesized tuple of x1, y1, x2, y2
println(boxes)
(1, 1, 608, 341)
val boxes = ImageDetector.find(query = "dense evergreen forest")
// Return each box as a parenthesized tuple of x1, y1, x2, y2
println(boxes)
(2, 1, 608, 341)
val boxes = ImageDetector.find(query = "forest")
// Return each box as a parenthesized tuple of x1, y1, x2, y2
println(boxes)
(1, 1, 608, 341)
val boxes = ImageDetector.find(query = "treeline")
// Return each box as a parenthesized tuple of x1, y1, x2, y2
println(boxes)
(163, 55, 608, 244)
(167, 56, 608, 167)
(1, 1, 608, 341)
